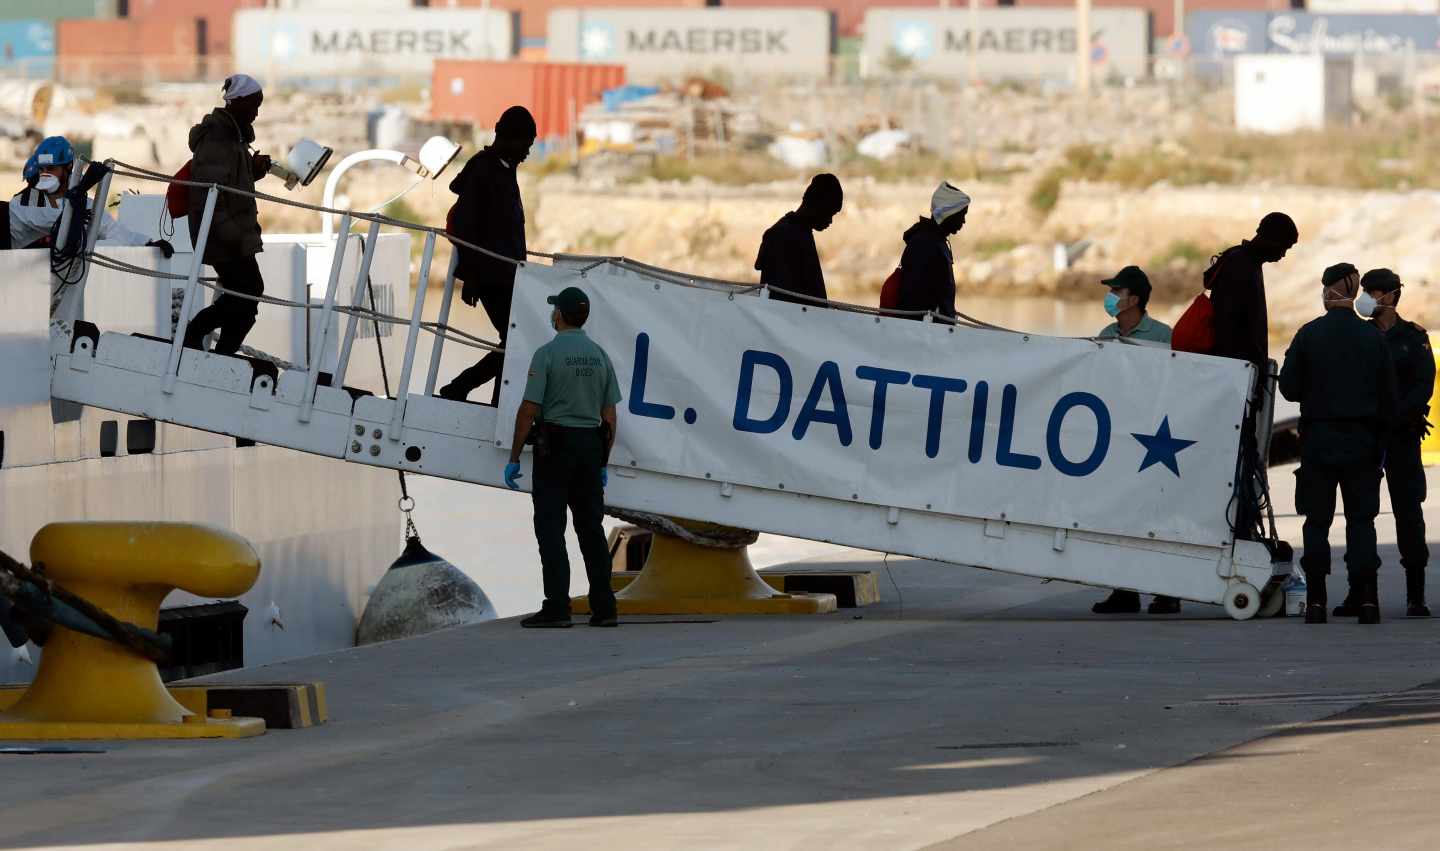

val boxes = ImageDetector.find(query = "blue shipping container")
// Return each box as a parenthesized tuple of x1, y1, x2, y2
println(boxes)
(0, 20, 55, 78)
(1187, 11, 1440, 59)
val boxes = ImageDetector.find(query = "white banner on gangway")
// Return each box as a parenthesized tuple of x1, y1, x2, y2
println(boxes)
(498, 262, 1255, 550)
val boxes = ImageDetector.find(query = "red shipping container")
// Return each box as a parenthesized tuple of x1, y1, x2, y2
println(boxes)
(123, 0, 266, 58)
(430, 0, 708, 44)
(57, 18, 205, 83)
(431, 60, 626, 141)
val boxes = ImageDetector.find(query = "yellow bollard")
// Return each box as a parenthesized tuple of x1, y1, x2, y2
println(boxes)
(0, 523, 265, 740)
(574, 519, 837, 616)
(1424, 335, 1440, 467)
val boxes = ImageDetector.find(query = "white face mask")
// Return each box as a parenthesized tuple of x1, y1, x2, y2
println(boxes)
(35, 173, 61, 194)
(1355, 292, 1378, 318)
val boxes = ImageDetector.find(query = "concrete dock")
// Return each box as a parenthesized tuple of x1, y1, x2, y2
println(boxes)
(5, 535, 1440, 849)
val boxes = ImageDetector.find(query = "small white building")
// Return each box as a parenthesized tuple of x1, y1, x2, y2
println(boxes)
(1234, 55, 1354, 135)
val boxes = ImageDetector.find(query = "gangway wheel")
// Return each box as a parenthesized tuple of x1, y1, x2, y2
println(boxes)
(1223, 582, 1261, 621)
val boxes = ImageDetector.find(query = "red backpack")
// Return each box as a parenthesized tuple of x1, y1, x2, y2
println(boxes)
(1170, 247, 1240, 354)
(165, 160, 191, 219)
(879, 266, 902, 310)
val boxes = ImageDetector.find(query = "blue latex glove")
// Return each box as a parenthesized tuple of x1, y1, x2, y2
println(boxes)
(504, 462, 522, 490)
(600, 467, 608, 489)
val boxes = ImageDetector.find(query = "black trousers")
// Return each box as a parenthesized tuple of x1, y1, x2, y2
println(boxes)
(531, 426, 615, 618)
(1295, 459, 1383, 584)
(183, 256, 264, 355)
(443, 284, 511, 403)
(1384, 431, 1429, 572)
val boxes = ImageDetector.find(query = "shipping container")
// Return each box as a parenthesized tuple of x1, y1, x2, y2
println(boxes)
(1308, 0, 1439, 11)
(0, 20, 56, 79)
(971, 1, 1292, 41)
(861, 7, 1149, 81)
(429, 0, 708, 47)
(124, 0, 264, 58)
(0, 0, 118, 23)
(233, 8, 516, 79)
(1187, 10, 1440, 58)
(720, 0, 935, 40)
(548, 8, 833, 79)
(56, 18, 204, 84)
(431, 59, 624, 141)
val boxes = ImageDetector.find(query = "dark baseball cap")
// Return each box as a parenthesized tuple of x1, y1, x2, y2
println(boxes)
(1321, 263, 1358, 287)
(1361, 268, 1402, 293)
(548, 286, 590, 317)
(1100, 265, 1151, 299)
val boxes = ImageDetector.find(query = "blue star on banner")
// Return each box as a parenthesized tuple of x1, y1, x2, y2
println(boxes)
(1131, 417, 1197, 477)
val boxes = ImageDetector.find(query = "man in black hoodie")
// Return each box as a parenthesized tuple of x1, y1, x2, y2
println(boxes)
(183, 74, 271, 355)
(896, 182, 969, 319)
(1210, 212, 1299, 368)
(438, 106, 536, 404)
(755, 173, 843, 306)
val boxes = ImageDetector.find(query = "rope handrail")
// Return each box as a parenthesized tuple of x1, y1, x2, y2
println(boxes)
(101, 158, 1037, 335)
(88, 250, 502, 353)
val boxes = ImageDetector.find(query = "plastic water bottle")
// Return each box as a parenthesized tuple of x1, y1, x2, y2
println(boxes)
(1283, 568, 1307, 617)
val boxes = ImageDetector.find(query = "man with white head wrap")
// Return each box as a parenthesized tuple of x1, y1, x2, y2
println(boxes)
(182, 73, 272, 355)
(894, 182, 969, 319)
(1279, 263, 1398, 625)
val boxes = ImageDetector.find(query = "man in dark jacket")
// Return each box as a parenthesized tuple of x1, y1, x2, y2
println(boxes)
(438, 106, 536, 404)
(183, 74, 271, 355)
(1331, 268, 1434, 618)
(1279, 263, 1398, 625)
(755, 173, 843, 305)
(896, 182, 969, 319)
(1210, 212, 1298, 367)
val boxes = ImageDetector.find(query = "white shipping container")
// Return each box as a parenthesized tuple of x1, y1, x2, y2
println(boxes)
(547, 8, 832, 79)
(233, 9, 515, 78)
(274, 0, 415, 9)
(861, 8, 1149, 81)
(1305, 1, 1440, 12)
(1234, 55, 1353, 135)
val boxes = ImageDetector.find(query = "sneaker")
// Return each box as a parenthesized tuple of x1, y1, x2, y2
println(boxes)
(1358, 604, 1381, 625)
(588, 613, 618, 628)
(1407, 602, 1431, 618)
(520, 610, 572, 628)
(1147, 596, 1181, 615)
(1304, 603, 1328, 624)
(437, 384, 468, 402)
(1092, 590, 1141, 614)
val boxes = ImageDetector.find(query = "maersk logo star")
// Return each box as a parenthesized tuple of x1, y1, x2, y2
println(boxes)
(1131, 417, 1196, 477)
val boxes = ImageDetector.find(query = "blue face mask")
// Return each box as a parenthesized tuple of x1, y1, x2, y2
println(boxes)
(1103, 292, 1122, 317)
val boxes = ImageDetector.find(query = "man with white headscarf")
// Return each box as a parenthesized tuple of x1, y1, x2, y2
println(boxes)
(1279, 262, 1398, 625)
(182, 73, 272, 355)
(895, 182, 969, 319)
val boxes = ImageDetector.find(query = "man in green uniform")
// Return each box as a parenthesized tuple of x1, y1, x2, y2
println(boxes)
(504, 286, 622, 628)
(1279, 263, 1398, 624)
(1331, 269, 1434, 617)
(1091, 266, 1182, 615)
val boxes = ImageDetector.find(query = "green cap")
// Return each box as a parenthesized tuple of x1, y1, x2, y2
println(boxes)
(547, 286, 590, 318)
(1100, 265, 1151, 299)
(1361, 268, 1402, 293)
(1322, 263, 1358, 287)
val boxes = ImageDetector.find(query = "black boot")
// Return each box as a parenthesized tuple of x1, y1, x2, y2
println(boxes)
(1332, 594, 1360, 617)
(1406, 570, 1430, 618)
(1147, 595, 1182, 614)
(521, 608, 573, 628)
(1092, 590, 1141, 614)
(1359, 576, 1381, 625)
(1305, 570, 1328, 624)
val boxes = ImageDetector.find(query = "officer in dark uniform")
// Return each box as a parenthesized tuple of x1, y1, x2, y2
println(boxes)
(504, 286, 622, 628)
(1332, 269, 1434, 618)
(1279, 263, 1398, 624)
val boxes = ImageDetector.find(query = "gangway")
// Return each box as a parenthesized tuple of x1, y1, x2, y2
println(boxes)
(48, 162, 1285, 620)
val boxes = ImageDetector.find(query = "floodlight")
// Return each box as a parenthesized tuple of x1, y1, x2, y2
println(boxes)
(320, 136, 465, 238)
(413, 136, 462, 180)
(269, 139, 334, 190)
